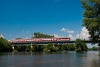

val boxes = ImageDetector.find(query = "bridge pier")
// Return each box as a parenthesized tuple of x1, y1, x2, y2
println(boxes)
(30, 43, 33, 52)
(53, 44, 55, 47)
(31, 43, 33, 49)
(12, 45, 14, 50)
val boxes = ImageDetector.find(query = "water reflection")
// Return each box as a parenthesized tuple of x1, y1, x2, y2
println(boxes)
(0, 51, 100, 67)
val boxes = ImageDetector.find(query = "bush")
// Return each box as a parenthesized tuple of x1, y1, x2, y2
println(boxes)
(75, 39, 88, 52)
(43, 43, 59, 52)
(0, 38, 13, 52)
(15, 45, 26, 52)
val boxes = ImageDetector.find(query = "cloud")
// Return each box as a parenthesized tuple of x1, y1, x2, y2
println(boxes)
(68, 34, 75, 40)
(53, 34, 59, 38)
(22, 31, 29, 33)
(61, 28, 74, 34)
(76, 27, 90, 40)
(0, 33, 4, 38)
(61, 27, 90, 40)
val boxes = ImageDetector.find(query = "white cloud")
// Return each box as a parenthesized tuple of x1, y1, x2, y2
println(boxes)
(60, 27, 90, 40)
(53, 34, 59, 38)
(68, 34, 75, 40)
(61, 28, 66, 32)
(22, 31, 29, 33)
(76, 27, 90, 40)
(61, 28, 74, 34)
(76, 34, 80, 39)
(0, 33, 4, 38)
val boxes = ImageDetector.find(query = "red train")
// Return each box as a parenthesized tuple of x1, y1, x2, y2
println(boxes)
(9, 38, 70, 43)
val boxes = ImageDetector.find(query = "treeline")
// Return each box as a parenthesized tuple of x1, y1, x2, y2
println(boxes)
(88, 47, 99, 51)
(15, 43, 99, 52)
(32, 32, 54, 38)
(14, 43, 75, 52)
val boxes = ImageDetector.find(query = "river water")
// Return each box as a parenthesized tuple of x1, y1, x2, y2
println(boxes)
(0, 51, 100, 67)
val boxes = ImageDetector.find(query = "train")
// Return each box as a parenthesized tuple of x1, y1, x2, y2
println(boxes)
(8, 37, 70, 43)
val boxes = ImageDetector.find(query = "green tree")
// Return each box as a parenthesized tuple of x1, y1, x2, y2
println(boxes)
(81, 0, 100, 46)
(25, 45, 31, 52)
(0, 38, 13, 52)
(68, 44, 75, 51)
(75, 39, 88, 52)
(15, 45, 26, 52)
(32, 32, 54, 38)
(57, 44, 75, 51)
(92, 46, 99, 51)
(32, 43, 38, 52)
(43, 43, 58, 52)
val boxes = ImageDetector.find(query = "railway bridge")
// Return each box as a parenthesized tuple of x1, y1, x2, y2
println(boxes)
(9, 38, 96, 50)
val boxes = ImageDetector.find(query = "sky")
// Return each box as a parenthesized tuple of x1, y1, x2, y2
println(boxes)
(0, 0, 89, 40)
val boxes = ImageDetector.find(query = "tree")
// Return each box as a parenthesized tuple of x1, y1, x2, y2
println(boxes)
(81, 0, 100, 46)
(15, 45, 26, 52)
(0, 38, 13, 52)
(43, 43, 59, 52)
(31, 32, 54, 38)
(92, 46, 99, 51)
(32, 43, 38, 52)
(75, 39, 88, 52)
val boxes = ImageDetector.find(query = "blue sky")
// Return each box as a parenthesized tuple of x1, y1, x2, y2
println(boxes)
(0, 0, 83, 40)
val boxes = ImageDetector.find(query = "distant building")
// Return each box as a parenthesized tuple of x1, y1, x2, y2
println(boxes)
(0, 33, 4, 38)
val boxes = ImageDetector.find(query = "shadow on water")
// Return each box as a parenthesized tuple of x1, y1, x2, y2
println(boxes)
(0, 51, 70, 55)
(0, 51, 100, 67)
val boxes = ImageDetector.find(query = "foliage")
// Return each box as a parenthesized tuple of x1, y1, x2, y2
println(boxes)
(15, 44, 43, 52)
(75, 39, 88, 52)
(43, 43, 59, 52)
(92, 46, 99, 51)
(32, 32, 54, 38)
(15, 38, 22, 40)
(13, 43, 82, 52)
(0, 38, 13, 52)
(14, 43, 76, 52)
(57, 44, 75, 51)
(57, 45, 63, 51)
(15, 45, 26, 52)
(81, 0, 100, 46)
(88, 46, 99, 51)
(32, 43, 43, 52)
(25, 45, 31, 52)
(68, 44, 75, 51)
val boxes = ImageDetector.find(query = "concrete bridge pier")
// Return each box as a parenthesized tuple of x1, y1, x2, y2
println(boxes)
(53, 44, 55, 47)
(30, 43, 33, 52)
(12, 45, 14, 50)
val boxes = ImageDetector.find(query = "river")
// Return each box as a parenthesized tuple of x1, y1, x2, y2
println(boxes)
(0, 51, 100, 67)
